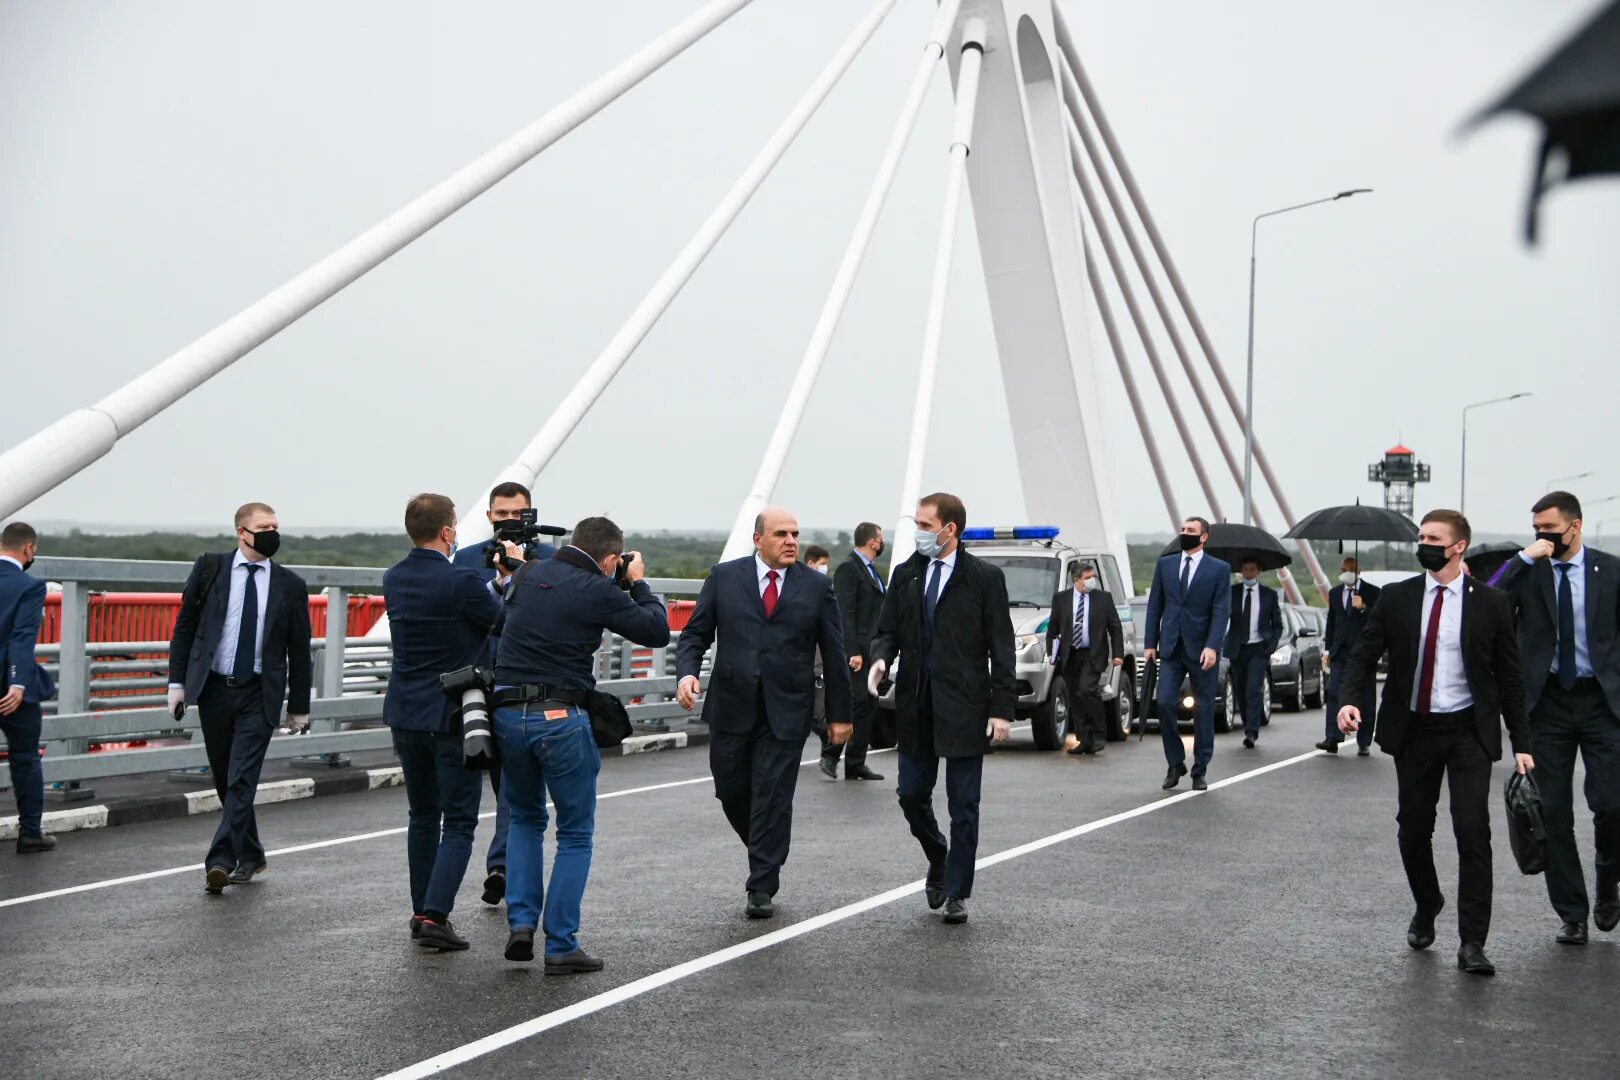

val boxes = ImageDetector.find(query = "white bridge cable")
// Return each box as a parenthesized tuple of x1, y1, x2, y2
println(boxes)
(462, 0, 904, 544)
(0, 0, 763, 522)
(1050, 6, 1329, 601)
(718, 0, 966, 563)
(886, 21, 987, 570)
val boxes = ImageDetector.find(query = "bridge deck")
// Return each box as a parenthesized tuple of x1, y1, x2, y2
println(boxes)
(2, 717, 1615, 1080)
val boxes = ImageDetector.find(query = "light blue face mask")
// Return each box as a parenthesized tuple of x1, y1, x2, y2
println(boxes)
(915, 528, 943, 559)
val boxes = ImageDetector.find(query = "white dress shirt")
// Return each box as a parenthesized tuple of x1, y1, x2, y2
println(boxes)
(1180, 548, 1205, 586)
(1411, 572, 1471, 714)
(212, 550, 272, 677)
(755, 554, 787, 598)
(1073, 587, 1091, 649)
(924, 547, 959, 597)
(1241, 581, 1262, 644)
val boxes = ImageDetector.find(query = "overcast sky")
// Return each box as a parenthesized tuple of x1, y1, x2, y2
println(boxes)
(4, 0, 1617, 540)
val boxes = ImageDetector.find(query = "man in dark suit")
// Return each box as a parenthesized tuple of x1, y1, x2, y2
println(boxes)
(1321, 555, 1381, 755)
(1492, 490, 1620, 944)
(1045, 562, 1124, 755)
(677, 506, 852, 919)
(868, 493, 1016, 925)
(384, 493, 511, 951)
(824, 521, 886, 781)
(1, 523, 57, 853)
(451, 480, 555, 907)
(1143, 517, 1232, 790)
(1338, 508, 1532, 976)
(1225, 556, 1283, 749)
(167, 502, 313, 895)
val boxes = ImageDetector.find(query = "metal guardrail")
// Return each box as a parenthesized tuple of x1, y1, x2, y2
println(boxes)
(16, 556, 709, 791)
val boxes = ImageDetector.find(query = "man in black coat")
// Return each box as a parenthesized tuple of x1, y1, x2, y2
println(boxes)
(1224, 557, 1283, 748)
(868, 493, 1016, 925)
(823, 521, 887, 781)
(1338, 509, 1532, 976)
(1321, 555, 1381, 754)
(1045, 562, 1124, 755)
(1492, 490, 1620, 944)
(676, 506, 851, 919)
(167, 502, 313, 895)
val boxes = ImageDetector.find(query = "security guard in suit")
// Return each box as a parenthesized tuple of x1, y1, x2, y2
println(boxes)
(1, 523, 57, 853)
(823, 522, 887, 781)
(1322, 556, 1381, 754)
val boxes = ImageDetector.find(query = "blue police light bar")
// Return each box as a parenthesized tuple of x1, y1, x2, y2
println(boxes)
(960, 526, 1061, 542)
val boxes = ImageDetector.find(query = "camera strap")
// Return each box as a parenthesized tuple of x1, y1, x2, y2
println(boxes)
(485, 557, 543, 665)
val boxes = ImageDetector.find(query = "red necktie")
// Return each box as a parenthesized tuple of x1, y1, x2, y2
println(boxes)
(1415, 585, 1444, 715)
(762, 570, 779, 618)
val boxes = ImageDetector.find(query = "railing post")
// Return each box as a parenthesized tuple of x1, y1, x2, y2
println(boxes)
(322, 587, 348, 702)
(51, 580, 95, 800)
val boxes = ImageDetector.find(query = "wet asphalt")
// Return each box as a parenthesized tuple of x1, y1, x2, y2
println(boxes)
(1, 711, 1616, 1080)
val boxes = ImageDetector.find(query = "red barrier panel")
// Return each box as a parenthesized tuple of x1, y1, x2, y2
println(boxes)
(37, 592, 388, 645)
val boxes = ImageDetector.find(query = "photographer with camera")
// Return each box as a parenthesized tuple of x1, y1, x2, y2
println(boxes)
(452, 481, 559, 906)
(383, 494, 518, 951)
(491, 515, 669, 972)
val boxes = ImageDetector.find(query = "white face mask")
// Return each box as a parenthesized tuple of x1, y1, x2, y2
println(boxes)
(1080, 576, 1101, 593)
(813, 563, 828, 575)
(1339, 571, 1358, 586)
(915, 529, 943, 559)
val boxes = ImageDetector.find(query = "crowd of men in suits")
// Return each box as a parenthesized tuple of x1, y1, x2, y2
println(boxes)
(1, 488, 1614, 980)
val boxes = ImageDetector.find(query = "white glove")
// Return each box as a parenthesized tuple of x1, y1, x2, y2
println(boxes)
(285, 713, 311, 734)
(866, 659, 888, 697)
(167, 685, 186, 721)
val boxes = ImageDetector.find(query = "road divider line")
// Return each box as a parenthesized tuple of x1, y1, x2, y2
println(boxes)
(375, 747, 1330, 1080)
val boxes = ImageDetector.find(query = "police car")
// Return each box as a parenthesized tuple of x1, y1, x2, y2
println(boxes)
(876, 526, 1139, 751)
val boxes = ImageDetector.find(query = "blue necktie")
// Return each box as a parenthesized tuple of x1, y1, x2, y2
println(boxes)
(1557, 563, 1577, 690)
(1180, 556, 1192, 596)
(869, 562, 884, 593)
(923, 560, 944, 627)
(233, 564, 261, 683)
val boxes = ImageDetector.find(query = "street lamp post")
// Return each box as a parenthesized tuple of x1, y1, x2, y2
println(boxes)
(1547, 470, 1595, 492)
(1243, 188, 1372, 526)
(1460, 392, 1532, 516)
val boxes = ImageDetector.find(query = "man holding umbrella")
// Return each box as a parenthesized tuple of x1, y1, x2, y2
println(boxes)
(1322, 556, 1381, 756)
(1225, 556, 1283, 748)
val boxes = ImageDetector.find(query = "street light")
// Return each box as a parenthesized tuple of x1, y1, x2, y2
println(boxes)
(1460, 392, 1532, 515)
(1243, 188, 1372, 525)
(1547, 470, 1595, 492)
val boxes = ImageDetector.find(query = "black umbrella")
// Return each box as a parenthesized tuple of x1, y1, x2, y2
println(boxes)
(1160, 522, 1292, 572)
(1284, 505, 1420, 544)
(1464, 542, 1522, 580)
(1467, 0, 1620, 243)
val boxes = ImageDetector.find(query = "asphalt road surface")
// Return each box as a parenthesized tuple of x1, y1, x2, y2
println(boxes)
(2, 715, 1616, 1080)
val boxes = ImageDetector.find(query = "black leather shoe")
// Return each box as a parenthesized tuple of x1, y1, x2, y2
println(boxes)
(204, 866, 230, 895)
(846, 764, 884, 781)
(1163, 764, 1187, 790)
(1457, 943, 1495, 976)
(1407, 908, 1439, 950)
(1315, 739, 1339, 754)
(1091, 744, 1105, 755)
(746, 891, 774, 919)
(1594, 880, 1619, 933)
(505, 928, 536, 962)
(227, 862, 267, 885)
(545, 948, 605, 975)
(1242, 736, 1255, 749)
(417, 919, 469, 952)
(925, 857, 946, 910)
(482, 871, 506, 906)
(1357, 746, 1371, 757)
(1557, 920, 1588, 945)
(15, 832, 56, 854)
(409, 915, 425, 939)
(942, 897, 968, 924)
(1066, 744, 1088, 756)
(819, 757, 838, 780)
(1191, 775, 1208, 791)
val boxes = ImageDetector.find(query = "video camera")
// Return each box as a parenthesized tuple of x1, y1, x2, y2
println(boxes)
(483, 508, 567, 572)
(440, 664, 497, 769)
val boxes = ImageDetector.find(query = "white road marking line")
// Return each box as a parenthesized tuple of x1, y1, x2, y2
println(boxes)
(375, 747, 1331, 1080)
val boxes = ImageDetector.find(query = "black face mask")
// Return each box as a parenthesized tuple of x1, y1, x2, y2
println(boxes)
(1535, 529, 1571, 559)
(247, 529, 281, 559)
(22, 555, 34, 573)
(1415, 543, 1451, 572)
(875, 540, 885, 558)
(1178, 533, 1202, 552)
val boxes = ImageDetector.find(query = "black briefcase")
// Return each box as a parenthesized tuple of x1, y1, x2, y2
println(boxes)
(1504, 771, 1548, 876)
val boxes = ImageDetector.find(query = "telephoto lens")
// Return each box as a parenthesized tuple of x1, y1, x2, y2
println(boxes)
(460, 688, 498, 769)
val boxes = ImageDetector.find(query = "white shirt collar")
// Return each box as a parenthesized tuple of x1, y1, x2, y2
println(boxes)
(932, 546, 959, 569)
(0, 554, 23, 571)
(1425, 571, 1465, 597)
(755, 554, 786, 583)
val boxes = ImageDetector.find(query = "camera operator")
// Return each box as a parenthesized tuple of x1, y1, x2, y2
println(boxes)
(383, 494, 518, 951)
(491, 516, 669, 973)
(452, 481, 556, 906)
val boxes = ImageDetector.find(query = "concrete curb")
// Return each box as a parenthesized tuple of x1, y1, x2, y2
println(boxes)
(0, 726, 709, 841)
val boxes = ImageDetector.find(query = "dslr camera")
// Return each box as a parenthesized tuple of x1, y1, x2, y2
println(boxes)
(440, 664, 497, 769)
(483, 507, 567, 572)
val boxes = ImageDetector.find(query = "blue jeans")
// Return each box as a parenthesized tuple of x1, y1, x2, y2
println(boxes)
(486, 778, 510, 875)
(1157, 648, 1218, 777)
(392, 727, 483, 917)
(1, 701, 44, 837)
(494, 705, 600, 957)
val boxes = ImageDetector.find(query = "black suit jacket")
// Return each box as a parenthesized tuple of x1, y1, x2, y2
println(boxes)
(1045, 587, 1123, 673)
(833, 551, 885, 663)
(1324, 580, 1381, 658)
(870, 549, 1016, 759)
(676, 557, 851, 742)
(1223, 582, 1283, 659)
(169, 552, 314, 726)
(1341, 575, 1530, 760)
(1493, 547, 1620, 717)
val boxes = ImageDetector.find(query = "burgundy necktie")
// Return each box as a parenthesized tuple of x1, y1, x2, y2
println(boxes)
(762, 570, 779, 618)
(1415, 585, 1444, 715)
